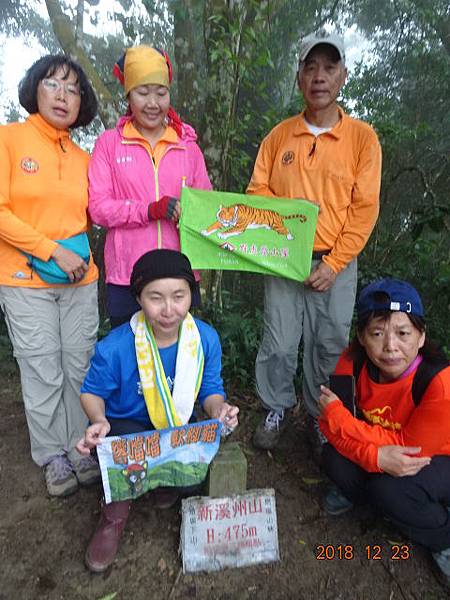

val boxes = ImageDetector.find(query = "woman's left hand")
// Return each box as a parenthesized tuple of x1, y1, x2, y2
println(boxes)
(51, 245, 88, 282)
(203, 396, 239, 432)
(378, 445, 431, 477)
(318, 385, 340, 414)
(150, 196, 181, 223)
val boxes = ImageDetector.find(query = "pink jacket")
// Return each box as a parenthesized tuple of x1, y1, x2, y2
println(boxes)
(88, 116, 212, 285)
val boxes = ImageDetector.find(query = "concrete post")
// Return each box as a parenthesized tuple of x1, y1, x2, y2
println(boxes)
(206, 441, 247, 497)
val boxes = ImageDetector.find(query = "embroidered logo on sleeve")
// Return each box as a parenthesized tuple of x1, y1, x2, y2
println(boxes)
(20, 157, 39, 174)
(12, 271, 32, 279)
(281, 151, 294, 166)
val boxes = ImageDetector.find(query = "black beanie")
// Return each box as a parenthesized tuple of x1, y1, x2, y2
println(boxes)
(130, 249, 196, 298)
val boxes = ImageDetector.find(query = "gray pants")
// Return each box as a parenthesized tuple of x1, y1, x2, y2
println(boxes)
(0, 283, 98, 466)
(255, 259, 357, 417)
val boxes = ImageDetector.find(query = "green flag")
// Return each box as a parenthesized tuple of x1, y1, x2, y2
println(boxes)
(179, 188, 318, 282)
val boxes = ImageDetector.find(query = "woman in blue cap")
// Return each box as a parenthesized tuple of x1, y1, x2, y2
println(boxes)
(318, 278, 450, 582)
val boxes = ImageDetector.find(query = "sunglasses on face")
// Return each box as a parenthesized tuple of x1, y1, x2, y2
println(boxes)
(41, 78, 81, 97)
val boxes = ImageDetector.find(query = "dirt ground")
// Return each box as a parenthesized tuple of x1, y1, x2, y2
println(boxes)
(0, 368, 448, 600)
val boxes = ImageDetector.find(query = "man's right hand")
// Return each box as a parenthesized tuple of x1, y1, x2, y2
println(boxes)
(377, 445, 431, 477)
(304, 261, 336, 292)
(76, 419, 111, 455)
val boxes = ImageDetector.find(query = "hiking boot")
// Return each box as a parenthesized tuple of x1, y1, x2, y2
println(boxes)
(253, 410, 287, 450)
(153, 487, 180, 509)
(85, 500, 131, 573)
(323, 486, 354, 516)
(72, 455, 101, 487)
(432, 547, 450, 585)
(43, 455, 78, 497)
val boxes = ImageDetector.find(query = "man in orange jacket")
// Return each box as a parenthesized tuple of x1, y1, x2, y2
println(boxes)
(247, 30, 382, 455)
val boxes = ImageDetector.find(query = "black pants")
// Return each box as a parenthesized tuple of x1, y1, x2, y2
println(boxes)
(107, 418, 203, 497)
(322, 443, 450, 552)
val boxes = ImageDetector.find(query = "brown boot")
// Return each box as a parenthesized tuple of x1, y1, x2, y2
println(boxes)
(85, 499, 131, 573)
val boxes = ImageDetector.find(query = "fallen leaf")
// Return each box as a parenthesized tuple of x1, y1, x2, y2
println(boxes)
(387, 539, 404, 546)
(157, 558, 167, 572)
(301, 477, 323, 485)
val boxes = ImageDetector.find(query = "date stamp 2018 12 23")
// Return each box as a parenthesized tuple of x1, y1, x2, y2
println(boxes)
(315, 544, 411, 561)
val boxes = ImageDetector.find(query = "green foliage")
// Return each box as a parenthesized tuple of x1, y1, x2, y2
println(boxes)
(201, 0, 338, 193)
(359, 234, 450, 353)
(197, 276, 264, 390)
(0, 317, 16, 377)
(0, 336, 16, 377)
(344, 0, 450, 355)
(0, 0, 55, 47)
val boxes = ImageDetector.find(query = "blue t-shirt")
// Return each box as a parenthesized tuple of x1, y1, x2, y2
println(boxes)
(81, 317, 225, 427)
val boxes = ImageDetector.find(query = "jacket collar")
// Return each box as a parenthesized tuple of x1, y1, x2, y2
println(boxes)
(27, 113, 71, 144)
(293, 106, 346, 139)
(121, 118, 179, 145)
(116, 114, 199, 146)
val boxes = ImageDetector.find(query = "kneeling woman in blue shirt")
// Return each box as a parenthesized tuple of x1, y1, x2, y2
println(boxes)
(77, 249, 239, 572)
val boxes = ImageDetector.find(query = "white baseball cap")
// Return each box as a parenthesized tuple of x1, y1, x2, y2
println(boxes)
(298, 31, 345, 63)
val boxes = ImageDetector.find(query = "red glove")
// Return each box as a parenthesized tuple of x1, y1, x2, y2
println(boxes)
(148, 196, 177, 221)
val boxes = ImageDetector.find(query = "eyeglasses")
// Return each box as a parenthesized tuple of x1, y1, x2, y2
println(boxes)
(41, 78, 81, 97)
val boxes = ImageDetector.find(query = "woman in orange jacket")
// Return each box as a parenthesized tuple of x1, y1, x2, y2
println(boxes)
(318, 278, 450, 583)
(0, 55, 100, 497)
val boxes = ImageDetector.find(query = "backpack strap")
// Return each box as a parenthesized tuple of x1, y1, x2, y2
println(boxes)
(352, 353, 448, 409)
(352, 353, 365, 383)
(352, 354, 366, 420)
(411, 359, 449, 407)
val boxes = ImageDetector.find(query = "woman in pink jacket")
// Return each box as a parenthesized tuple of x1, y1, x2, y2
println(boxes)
(88, 45, 212, 327)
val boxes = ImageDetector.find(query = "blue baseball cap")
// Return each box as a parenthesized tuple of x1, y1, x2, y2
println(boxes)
(357, 278, 424, 319)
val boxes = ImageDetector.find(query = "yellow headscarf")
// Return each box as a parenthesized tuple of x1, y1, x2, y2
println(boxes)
(123, 45, 170, 95)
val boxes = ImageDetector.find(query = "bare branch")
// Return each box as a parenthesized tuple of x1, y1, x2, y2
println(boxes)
(387, 165, 436, 202)
(75, 0, 84, 44)
(314, 0, 340, 30)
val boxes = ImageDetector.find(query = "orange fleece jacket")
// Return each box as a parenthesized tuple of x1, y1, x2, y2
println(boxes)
(319, 352, 450, 472)
(0, 113, 98, 287)
(247, 107, 382, 273)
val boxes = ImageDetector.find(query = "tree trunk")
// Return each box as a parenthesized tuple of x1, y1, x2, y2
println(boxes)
(171, 0, 204, 129)
(45, 0, 119, 128)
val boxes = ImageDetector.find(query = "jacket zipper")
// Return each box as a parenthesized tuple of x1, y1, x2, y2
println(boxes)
(122, 139, 186, 249)
(57, 136, 66, 179)
(151, 145, 178, 249)
(308, 137, 317, 157)
(152, 158, 162, 248)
